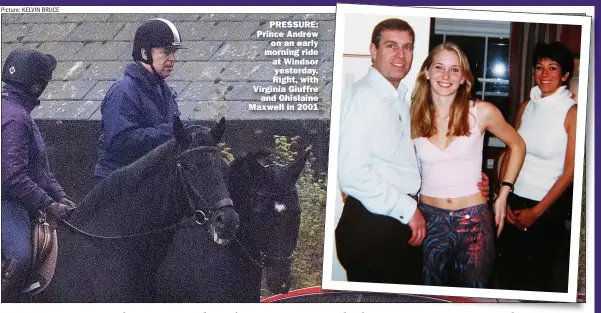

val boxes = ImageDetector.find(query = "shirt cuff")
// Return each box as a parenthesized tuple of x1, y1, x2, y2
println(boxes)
(388, 194, 417, 224)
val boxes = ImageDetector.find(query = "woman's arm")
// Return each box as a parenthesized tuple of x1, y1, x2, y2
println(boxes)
(498, 100, 529, 225)
(480, 101, 526, 191)
(498, 100, 529, 182)
(478, 101, 526, 236)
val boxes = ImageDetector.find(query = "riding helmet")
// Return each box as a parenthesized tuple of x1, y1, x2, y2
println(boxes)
(2, 48, 57, 88)
(132, 18, 184, 63)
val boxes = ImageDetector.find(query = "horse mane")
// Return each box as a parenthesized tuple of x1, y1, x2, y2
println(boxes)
(78, 138, 179, 215)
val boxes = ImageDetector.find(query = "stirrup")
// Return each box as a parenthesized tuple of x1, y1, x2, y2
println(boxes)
(28, 211, 59, 296)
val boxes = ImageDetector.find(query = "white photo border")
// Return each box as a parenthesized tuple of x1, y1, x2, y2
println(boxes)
(322, 3, 592, 303)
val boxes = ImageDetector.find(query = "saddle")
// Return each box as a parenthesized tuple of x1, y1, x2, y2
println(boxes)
(25, 211, 59, 295)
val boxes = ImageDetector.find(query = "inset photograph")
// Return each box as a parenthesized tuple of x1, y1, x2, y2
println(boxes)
(322, 3, 591, 303)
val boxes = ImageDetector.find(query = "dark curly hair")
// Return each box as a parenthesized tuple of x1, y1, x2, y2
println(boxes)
(532, 42, 575, 85)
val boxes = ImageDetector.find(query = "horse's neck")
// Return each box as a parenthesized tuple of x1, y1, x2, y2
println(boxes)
(229, 164, 265, 254)
(73, 154, 184, 232)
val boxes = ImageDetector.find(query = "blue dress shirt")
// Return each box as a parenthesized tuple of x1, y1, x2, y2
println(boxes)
(337, 66, 421, 224)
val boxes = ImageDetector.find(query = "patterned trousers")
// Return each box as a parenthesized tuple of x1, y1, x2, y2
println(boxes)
(419, 202, 495, 288)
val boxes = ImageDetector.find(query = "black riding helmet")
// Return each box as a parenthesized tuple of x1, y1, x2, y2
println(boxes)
(2, 48, 57, 90)
(132, 18, 184, 65)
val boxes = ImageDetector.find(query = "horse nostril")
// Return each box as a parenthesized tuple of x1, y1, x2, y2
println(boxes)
(215, 214, 224, 225)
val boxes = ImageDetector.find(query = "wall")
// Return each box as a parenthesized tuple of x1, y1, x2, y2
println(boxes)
(340, 14, 431, 99)
(38, 119, 330, 203)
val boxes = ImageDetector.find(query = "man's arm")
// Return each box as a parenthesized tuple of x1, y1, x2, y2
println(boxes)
(337, 90, 417, 225)
(102, 88, 173, 164)
(478, 172, 490, 198)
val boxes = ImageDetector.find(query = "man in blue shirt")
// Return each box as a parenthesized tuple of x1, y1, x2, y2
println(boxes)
(94, 18, 184, 181)
(335, 18, 424, 285)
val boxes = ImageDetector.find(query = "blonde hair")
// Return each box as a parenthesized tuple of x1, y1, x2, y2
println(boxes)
(410, 42, 475, 139)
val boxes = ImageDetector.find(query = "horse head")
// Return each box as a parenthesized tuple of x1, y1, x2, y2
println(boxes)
(229, 145, 311, 295)
(173, 116, 240, 246)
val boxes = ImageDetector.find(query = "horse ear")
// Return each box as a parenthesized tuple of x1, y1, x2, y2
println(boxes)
(173, 115, 190, 148)
(210, 117, 226, 142)
(287, 145, 311, 180)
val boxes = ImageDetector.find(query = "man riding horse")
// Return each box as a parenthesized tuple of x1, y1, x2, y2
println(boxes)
(94, 18, 186, 182)
(1, 48, 77, 301)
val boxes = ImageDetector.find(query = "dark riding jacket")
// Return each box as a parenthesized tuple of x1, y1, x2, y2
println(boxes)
(94, 62, 180, 179)
(1, 83, 66, 213)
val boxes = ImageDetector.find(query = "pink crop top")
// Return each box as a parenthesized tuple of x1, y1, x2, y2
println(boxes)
(413, 104, 484, 198)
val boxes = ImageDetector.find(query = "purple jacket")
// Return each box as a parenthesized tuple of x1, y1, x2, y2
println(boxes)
(1, 83, 66, 213)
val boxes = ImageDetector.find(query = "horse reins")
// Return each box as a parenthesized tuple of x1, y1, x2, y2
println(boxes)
(61, 145, 233, 240)
(61, 217, 193, 240)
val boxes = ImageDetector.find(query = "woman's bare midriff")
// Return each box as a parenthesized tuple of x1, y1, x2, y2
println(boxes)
(419, 192, 487, 210)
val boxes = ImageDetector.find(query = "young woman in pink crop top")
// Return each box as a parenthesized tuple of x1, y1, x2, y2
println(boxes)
(409, 42, 526, 288)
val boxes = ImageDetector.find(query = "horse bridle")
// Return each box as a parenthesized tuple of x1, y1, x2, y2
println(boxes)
(236, 187, 297, 269)
(61, 145, 233, 240)
(175, 145, 234, 226)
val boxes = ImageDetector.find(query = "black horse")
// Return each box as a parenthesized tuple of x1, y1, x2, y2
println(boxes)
(156, 148, 310, 302)
(36, 117, 240, 302)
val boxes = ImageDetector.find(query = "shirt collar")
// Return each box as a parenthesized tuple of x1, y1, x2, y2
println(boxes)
(366, 66, 409, 101)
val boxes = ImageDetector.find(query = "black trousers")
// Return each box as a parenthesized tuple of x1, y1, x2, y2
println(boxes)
(496, 187, 572, 292)
(335, 196, 422, 285)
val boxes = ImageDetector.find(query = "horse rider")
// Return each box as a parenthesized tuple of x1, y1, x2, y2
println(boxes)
(1, 48, 77, 301)
(94, 18, 185, 182)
